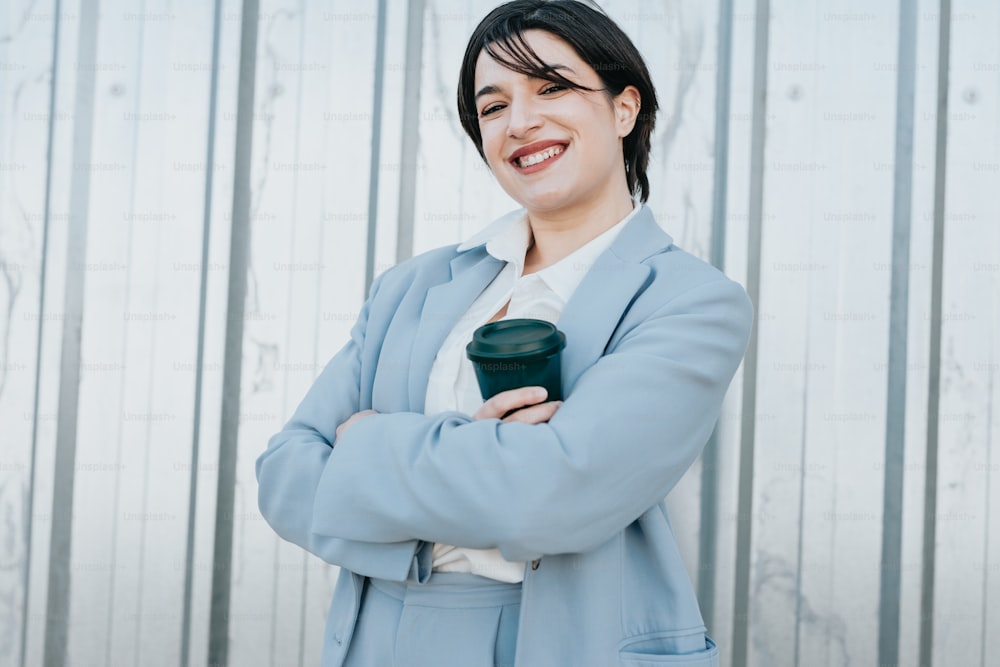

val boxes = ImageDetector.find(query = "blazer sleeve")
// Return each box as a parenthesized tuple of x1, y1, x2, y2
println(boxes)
(255, 271, 426, 581)
(310, 277, 754, 563)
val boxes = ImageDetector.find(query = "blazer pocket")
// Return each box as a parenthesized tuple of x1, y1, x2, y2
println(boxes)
(618, 634, 719, 666)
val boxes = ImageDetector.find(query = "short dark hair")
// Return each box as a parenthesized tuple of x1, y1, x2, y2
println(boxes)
(457, 0, 659, 202)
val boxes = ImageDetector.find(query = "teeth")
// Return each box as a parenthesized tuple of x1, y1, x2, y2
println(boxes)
(517, 145, 564, 167)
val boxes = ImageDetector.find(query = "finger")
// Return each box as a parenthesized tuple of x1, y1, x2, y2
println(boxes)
(501, 400, 562, 424)
(502, 400, 561, 424)
(335, 416, 356, 439)
(336, 410, 376, 439)
(481, 386, 548, 419)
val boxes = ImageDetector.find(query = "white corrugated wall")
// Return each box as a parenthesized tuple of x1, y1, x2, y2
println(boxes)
(0, 0, 997, 665)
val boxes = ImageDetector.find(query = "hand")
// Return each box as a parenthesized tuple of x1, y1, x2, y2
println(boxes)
(335, 409, 378, 441)
(472, 386, 562, 424)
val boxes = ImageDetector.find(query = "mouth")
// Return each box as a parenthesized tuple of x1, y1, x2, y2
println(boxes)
(509, 141, 568, 174)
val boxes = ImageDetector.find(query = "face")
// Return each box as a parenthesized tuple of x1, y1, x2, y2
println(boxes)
(473, 30, 640, 214)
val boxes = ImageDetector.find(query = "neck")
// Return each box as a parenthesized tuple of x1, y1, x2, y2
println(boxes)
(524, 191, 635, 272)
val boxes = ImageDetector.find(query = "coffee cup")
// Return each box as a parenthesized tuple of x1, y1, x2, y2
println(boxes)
(466, 318, 566, 402)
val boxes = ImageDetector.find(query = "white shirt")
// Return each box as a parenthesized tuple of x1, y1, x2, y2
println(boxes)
(423, 201, 641, 582)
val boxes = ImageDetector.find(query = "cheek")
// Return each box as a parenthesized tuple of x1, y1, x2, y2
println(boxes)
(479, 125, 505, 161)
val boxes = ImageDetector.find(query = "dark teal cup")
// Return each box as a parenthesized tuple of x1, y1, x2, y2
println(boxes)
(466, 318, 566, 402)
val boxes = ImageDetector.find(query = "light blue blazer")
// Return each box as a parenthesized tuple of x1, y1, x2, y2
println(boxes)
(256, 204, 753, 667)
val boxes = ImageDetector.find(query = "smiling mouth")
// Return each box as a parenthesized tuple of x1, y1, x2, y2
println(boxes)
(513, 144, 566, 168)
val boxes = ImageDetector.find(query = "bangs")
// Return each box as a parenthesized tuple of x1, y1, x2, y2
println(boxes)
(483, 31, 597, 93)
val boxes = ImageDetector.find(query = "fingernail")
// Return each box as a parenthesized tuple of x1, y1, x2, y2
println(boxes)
(533, 387, 548, 399)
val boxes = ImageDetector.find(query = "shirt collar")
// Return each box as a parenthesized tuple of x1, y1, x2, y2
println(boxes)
(455, 208, 526, 253)
(456, 200, 642, 303)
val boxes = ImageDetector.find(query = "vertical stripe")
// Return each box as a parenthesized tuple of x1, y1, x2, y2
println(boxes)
(22, 0, 63, 664)
(275, 1, 309, 663)
(731, 0, 769, 664)
(43, 0, 101, 664)
(791, 365, 810, 666)
(878, 1, 917, 665)
(919, 0, 950, 664)
(181, 0, 224, 664)
(698, 0, 734, 634)
(293, 3, 313, 660)
(395, 0, 425, 264)
(123, 0, 150, 663)
(981, 398, 994, 661)
(365, 0, 388, 295)
(114, 4, 149, 662)
(207, 0, 259, 664)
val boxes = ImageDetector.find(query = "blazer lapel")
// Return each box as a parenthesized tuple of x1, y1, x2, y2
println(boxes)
(556, 206, 674, 396)
(555, 259, 649, 397)
(407, 251, 505, 411)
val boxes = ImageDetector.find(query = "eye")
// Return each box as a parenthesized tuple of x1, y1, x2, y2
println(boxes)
(480, 103, 505, 117)
(541, 84, 566, 95)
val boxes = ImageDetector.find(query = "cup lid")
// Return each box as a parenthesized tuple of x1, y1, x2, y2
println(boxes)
(466, 318, 566, 361)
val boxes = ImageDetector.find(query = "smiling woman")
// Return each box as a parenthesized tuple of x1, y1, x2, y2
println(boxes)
(256, 2, 753, 666)
(470, 29, 640, 257)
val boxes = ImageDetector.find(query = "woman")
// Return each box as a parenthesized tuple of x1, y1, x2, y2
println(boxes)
(257, 2, 752, 665)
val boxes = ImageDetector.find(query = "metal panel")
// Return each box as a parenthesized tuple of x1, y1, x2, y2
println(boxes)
(732, 0, 768, 663)
(43, 0, 100, 662)
(224, 0, 322, 663)
(366, 0, 388, 293)
(898, 0, 949, 665)
(209, 0, 259, 663)
(745, 2, 903, 666)
(395, 0, 425, 264)
(713, 1, 758, 662)
(0, 1, 62, 665)
(933, 0, 1000, 664)
(185, 2, 245, 663)
(370, 0, 413, 290)
(879, 1, 918, 663)
(17, 0, 86, 662)
(699, 0, 735, 634)
(181, 0, 225, 662)
(52, 2, 232, 666)
(61, 2, 142, 661)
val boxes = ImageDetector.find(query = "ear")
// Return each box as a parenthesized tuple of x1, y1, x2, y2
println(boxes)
(613, 85, 642, 138)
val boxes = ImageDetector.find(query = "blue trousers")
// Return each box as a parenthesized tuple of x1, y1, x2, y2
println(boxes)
(342, 569, 523, 667)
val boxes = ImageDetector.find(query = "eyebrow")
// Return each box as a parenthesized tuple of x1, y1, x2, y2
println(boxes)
(474, 84, 503, 101)
(474, 65, 577, 101)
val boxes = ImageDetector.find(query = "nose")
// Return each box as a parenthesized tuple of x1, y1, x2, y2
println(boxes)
(505, 95, 542, 139)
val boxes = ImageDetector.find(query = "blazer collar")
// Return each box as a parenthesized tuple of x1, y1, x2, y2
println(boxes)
(407, 204, 674, 411)
(604, 202, 674, 263)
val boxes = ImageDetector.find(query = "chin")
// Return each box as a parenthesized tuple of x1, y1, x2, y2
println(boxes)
(504, 185, 575, 213)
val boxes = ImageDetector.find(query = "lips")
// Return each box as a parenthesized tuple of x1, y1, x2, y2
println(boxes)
(508, 140, 569, 174)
